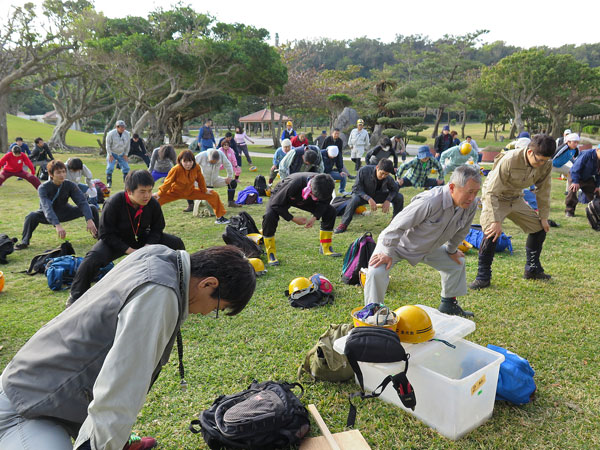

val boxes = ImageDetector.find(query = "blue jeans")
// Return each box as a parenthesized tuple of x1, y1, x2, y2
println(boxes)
(78, 183, 98, 207)
(151, 170, 169, 182)
(106, 153, 130, 176)
(0, 385, 72, 449)
(328, 171, 347, 192)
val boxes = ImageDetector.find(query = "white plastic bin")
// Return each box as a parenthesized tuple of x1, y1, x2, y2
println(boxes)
(334, 305, 505, 440)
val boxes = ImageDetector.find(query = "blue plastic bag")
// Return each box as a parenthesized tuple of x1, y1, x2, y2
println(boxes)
(465, 225, 513, 254)
(487, 344, 536, 404)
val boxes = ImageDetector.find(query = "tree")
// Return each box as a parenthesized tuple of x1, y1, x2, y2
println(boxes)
(0, 0, 92, 150)
(479, 49, 553, 137)
(378, 84, 428, 146)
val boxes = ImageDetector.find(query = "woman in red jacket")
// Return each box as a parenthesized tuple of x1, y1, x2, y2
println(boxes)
(0, 146, 41, 189)
(154, 150, 229, 224)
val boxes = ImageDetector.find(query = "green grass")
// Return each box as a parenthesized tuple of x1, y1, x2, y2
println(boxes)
(1, 154, 599, 449)
(7, 114, 101, 148)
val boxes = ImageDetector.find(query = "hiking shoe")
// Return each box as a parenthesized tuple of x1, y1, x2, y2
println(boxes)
(565, 212, 575, 218)
(123, 433, 157, 450)
(228, 201, 242, 208)
(469, 279, 490, 290)
(183, 205, 193, 213)
(14, 242, 29, 250)
(523, 270, 551, 281)
(215, 216, 230, 225)
(348, 174, 356, 180)
(334, 224, 347, 234)
(438, 299, 474, 318)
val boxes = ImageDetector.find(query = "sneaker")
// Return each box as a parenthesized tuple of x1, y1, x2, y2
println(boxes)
(338, 190, 348, 196)
(334, 224, 347, 234)
(123, 433, 157, 450)
(438, 298, 474, 318)
(14, 242, 29, 250)
(469, 279, 490, 290)
(215, 216, 230, 225)
(523, 270, 551, 280)
(347, 174, 356, 180)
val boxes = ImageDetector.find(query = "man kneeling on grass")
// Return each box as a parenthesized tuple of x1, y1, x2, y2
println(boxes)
(67, 170, 185, 306)
(0, 244, 256, 450)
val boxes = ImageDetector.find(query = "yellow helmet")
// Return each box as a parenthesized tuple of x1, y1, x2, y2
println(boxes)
(355, 205, 367, 215)
(357, 119, 364, 125)
(249, 165, 257, 172)
(248, 258, 266, 276)
(287, 277, 315, 299)
(394, 305, 435, 343)
(286, 121, 293, 126)
(457, 240, 473, 253)
(247, 233, 264, 245)
(0, 271, 4, 292)
(265, 188, 271, 197)
(460, 142, 472, 155)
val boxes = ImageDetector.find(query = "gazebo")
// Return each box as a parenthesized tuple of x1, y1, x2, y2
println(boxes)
(239, 109, 291, 138)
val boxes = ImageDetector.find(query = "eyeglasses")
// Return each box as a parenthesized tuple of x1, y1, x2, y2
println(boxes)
(213, 286, 221, 319)
(531, 152, 550, 164)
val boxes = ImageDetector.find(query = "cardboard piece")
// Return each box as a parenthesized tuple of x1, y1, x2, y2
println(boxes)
(299, 404, 371, 450)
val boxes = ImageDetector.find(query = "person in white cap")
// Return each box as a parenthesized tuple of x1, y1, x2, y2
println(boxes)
(105, 120, 131, 188)
(552, 133, 580, 190)
(556, 129, 571, 148)
(348, 119, 370, 172)
(321, 144, 347, 194)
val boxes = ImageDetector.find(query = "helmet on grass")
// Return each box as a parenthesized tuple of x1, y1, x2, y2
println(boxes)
(248, 258, 266, 276)
(287, 277, 315, 299)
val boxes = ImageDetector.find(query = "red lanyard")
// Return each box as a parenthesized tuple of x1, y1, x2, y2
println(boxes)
(124, 192, 143, 237)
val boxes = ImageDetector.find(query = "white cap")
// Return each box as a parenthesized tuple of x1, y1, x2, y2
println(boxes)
(327, 145, 339, 158)
(115, 120, 126, 127)
(565, 132, 580, 142)
(563, 129, 572, 136)
(515, 137, 531, 151)
(281, 139, 292, 148)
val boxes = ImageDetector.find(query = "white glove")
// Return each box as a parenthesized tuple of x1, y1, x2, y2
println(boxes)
(87, 187, 97, 198)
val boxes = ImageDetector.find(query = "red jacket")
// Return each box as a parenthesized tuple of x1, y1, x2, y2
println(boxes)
(0, 152, 35, 173)
(291, 136, 309, 147)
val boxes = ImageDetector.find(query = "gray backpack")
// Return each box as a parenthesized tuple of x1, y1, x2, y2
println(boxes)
(298, 323, 354, 382)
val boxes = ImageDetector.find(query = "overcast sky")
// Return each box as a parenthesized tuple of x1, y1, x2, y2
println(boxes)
(1, 0, 597, 49)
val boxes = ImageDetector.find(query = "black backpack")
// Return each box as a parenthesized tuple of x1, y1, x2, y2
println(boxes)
(190, 380, 310, 450)
(344, 327, 416, 427)
(222, 225, 263, 258)
(229, 212, 260, 235)
(25, 241, 75, 275)
(341, 232, 376, 285)
(254, 175, 268, 196)
(0, 234, 18, 264)
(586, 197, 600, 231)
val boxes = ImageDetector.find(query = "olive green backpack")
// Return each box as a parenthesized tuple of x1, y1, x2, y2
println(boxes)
(298, 323, 355, 382)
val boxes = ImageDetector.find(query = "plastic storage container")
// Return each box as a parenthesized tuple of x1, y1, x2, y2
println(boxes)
(334, 305, 504, 440)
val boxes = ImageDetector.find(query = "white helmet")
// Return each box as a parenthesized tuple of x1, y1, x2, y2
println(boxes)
(327, 145, 339, 158)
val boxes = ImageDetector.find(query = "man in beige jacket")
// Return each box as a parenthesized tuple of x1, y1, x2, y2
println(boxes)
(470, 134, 555, 290)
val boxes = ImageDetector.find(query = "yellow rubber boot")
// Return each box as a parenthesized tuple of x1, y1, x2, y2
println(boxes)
(319, 230, 341, 257)
(263, 236, 279, 266)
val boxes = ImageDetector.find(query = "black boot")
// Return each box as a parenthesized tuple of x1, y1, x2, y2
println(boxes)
(524, 230, 550, 280)
(438, 297, 474, 318)
(106, 173, 112, 188)
(228, 189, 241, 208)
(183, 200, 194, 213)
(469, 237, 496, 290)
(354, 158, 362, 172)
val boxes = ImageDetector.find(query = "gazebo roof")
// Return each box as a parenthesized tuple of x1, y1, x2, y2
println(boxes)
(239, 109, 290, 123)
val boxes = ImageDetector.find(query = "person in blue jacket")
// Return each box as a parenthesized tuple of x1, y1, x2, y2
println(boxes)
(565, 145, 600, 217)
(321, 145, 347, 194)
(197, 119, 216, 151)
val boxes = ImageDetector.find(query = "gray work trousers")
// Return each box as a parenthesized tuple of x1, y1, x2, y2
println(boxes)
(363, 243, 467, 305)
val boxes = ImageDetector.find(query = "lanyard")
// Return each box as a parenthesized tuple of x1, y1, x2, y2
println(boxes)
(124, 191, 143, 237)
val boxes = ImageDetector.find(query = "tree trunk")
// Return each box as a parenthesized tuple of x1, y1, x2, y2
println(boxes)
(48, 119, 73, 149)
(0, 93, 9, 153)
(483, 120, 489, 140)
(460, 107, 467, 138)
(431, 107, 444, 138)
(509, 122, 517, 139)
(512, 105, 524, 137)
(270, 106, 279, 148)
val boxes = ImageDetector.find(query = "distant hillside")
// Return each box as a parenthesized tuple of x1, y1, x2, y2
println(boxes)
(6, 115, 100, 148)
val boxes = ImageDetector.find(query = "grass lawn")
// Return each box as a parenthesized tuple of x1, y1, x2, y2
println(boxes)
(1, 153, 599, 449)
(7, 114, 101, 148)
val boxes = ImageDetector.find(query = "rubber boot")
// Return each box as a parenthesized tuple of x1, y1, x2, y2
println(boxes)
(263, 236, 279, 266)
(319, 230, 341, 257)
(438, 297, 474, 318)
(106, 173, 113, 188)
(524, 230, 550, 280)
(228, 189, 241, 208)
(469, 236, 496, 290)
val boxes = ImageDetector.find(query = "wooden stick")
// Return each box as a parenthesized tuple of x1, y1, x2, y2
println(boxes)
(307, 404, 342, 450)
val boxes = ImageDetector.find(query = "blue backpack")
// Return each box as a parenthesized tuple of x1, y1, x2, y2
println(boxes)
(465, 225, 513, 254)
(45, 255, 114, 291)
(341, 232, 376, 285)
(487, 345, 536, 405)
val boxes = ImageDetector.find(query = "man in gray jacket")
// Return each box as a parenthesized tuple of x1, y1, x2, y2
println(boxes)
(105, 120, 131, 188)
(364, 165, 481, 317)
(0, 245, 256, 450)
